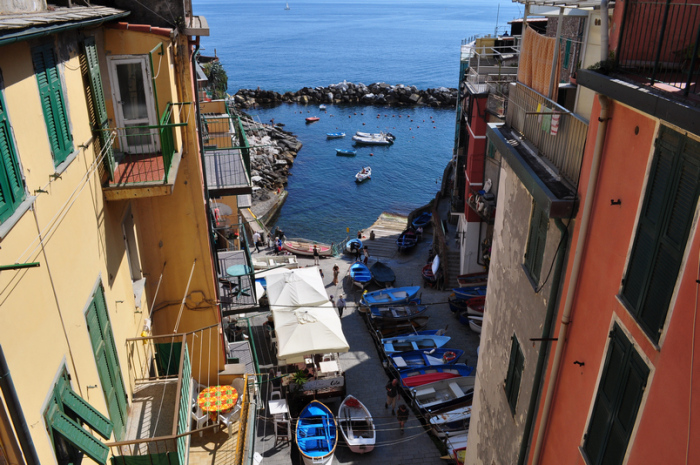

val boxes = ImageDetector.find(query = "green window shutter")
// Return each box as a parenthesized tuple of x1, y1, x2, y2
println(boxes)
(59, 383, 113, 440)
(584, 326, 649, 465)
(622, 127, 700, 341)
(504, 335, 524, 414)
(49, 409, 109, 465)
(525, 203, 548, 282)
(0, 91, 24, 222)
(32, 44, 73, 166)
(81, 37, 115, 180)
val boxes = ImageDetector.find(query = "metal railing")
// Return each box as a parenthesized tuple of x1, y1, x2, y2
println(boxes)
(506, 83, 589, 185)
(104, 102, 191, 184)
(617, 0, 700, 95)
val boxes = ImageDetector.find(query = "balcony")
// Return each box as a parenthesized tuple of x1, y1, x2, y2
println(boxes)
(216, 223, 259, 315)
(102, 103, 192, 201)
(462, 40, 520, 95)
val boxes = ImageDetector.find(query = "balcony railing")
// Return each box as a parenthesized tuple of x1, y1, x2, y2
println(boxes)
(506, 83, 589, 185)
(104, 102, 191, 185)
(617, 0, 700, 95)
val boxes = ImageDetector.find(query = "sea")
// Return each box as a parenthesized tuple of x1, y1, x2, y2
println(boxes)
(195, 0, 523, 244)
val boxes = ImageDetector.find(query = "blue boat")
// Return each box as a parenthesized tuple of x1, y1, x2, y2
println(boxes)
(296, 400, 338, 465)
(350, 262, 372, 288)
(389, 348, 464, 370)
(399, 364, 475, 388)
(361, 286, 420, 306)
(382, 334, 451, 354)
(336, 148, 357, 156)
(327, 132, 345, 139)
(412, 211, 432, 228)
(453, 285, 487, 300)
(346, 238, 362, 254)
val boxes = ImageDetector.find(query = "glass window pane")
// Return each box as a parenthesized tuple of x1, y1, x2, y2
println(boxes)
(116, 63, 148, 121)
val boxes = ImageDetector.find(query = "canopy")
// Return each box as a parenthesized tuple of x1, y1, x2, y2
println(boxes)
(266, 266, 328, 308)
(272, 302, 349, 362)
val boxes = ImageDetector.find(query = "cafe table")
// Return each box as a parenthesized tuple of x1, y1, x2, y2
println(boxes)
(226, 264, 252, 297)
(197, 385, 239, 421)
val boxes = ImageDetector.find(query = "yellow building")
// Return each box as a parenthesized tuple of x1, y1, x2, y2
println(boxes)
(0, 2, 256, 465)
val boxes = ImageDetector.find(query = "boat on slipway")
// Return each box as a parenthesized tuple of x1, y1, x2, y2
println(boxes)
(337, 395, 375, 454)
(350, 262, 372, 289)
(296, 401, 337, 465)
(370, 260, 395, 286)
(283, 239, 332, 257)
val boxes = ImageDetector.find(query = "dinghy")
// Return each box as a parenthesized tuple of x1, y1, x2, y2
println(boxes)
(305, 116, 320, 123)
(296, 400, 337, 465)
(410, 376, 476, 413)
(336, 148, 357, 156)
(361, 286, 420, 306)
(374, 316, 431, 338)
(346, 238, 362, 254)
(326, 132, 345, 139)
(283, 239, 332, 257)
(370, 260, 395, 287)
(350, 262, 372, 289)
(352, 132, 395, 146)
(370, 301, 428, 322)
(382, 334, 450, 354)
(412, 211, 432, 228)
(429, 405, 472, 437)
(456, 272, 488, 287)
(400, 364, 474, 388)
(397, 228, 418, 252)
(337, 395, 375, 454)
(453, 285, 487, 300)
(319, 104, 327, 110)
(355, 166, 371, 182)
(389, 348, 463, 370)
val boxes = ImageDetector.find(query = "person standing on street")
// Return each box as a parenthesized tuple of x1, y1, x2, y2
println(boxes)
(363, 245, 370, 265)
(397, 404, 409, 434)
(332, 263, 340, 285)
(313, 244, 320, 266)
(385, 379, 398, 415)
(336, 295, 346, 318)
(252, 231, 261, 253)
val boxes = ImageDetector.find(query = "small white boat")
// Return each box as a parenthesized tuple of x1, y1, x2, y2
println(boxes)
(338, 395, 375, 454)
(319, 104, 327, 110)
(355, 166, 371, 182)
(429, 405, 471, 437)
(252, 254, 299, 270)
(285, 2, 290, 9)
(468, 316, 482, 334)
(352, 132, 395, 146)
(410, 376, 476, 413)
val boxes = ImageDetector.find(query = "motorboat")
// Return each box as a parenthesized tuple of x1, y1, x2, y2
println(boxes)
(361, 286, 420, 306)
(369, 260, 395, 287)
(389, 348, 464, 370)
(355, 166, 371, 182)
(350, 262, 372, 289)
(410, 376, 476, 413)
(296, 400, 337, 465)
(399, 364, 474, 388)
(319, 104, 327, 110)
(352, 131, 395, 146)
(412, 211, 432, 228)
(336, 148, 357, 156)
(370, 301, 428, 322)
(252, 254, 299, 270)
(305, 116, 320, 123)
(327, 132, 345, 139)
(283, 239, 332, 257)
(337, 395, 375, 454)
(382, 334, 450, 354)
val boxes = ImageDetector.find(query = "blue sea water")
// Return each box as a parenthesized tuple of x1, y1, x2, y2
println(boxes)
(194, 0, 522, 244)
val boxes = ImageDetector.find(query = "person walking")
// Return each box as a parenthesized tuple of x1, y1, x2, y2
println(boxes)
(336, 295, 346, 318)
(397, 404, 409, 434)
(329, 295, 335, 309)
(363, 245, 370, 265)
(313, 244, 320, 266)
(385, 379, 398, 415)
(319, 268, 324, 280)
(332, 263, 340, 285)
(252, 231, 261, 253)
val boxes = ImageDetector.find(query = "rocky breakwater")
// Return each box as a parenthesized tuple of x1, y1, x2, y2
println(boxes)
(234, 81, 458, 109)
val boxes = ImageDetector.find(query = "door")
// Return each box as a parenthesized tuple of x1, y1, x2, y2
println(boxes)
(107, 56, 159, 154)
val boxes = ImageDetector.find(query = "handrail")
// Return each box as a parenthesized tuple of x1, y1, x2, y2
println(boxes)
(125, 323, 218, 342)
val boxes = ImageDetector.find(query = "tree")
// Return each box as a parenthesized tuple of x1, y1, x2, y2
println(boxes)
(202, 61, 228, 99)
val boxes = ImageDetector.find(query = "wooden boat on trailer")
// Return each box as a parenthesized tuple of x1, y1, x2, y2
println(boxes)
(283, 239, 332, 257)
(296, 400, 337, 465)
(337, 395, 375, 454)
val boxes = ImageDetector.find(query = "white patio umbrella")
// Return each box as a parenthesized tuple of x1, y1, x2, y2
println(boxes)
(272, 303, 349, 363)
(266, 267, 329, 308)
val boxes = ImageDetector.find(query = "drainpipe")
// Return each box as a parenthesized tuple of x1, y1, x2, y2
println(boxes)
(601, 0, 609, 63)
(531, 94, 610, 465)
(517, 218, 569, 465)
(0, 345, 39, 465)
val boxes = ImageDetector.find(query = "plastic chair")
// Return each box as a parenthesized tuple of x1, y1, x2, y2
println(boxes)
(270, 390, 282, 401)
(191, 405, 208, 436)
(274, 417, 291, 447)
(218, 405, 242, 437)
(231, 377, 245, 395)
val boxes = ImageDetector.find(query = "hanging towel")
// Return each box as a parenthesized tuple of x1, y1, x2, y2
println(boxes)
(550, 113, 561, 136)
(541, 113, 552, 133)
(536, 103, 543, 124)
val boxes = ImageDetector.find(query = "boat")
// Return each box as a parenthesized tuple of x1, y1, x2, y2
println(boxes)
(352, 132, 395, 146)
(374, 316, 430, 338)
(399, 364, 474, 388)
(296, 400, 337, 465)
(319, 104, 327, 110)
(448, 295, 484, 313)
(456, 272, 488, 287)
(305, 116, 320, 123)
(382, 334, 450, 354)
(285, 2, 290, 10)
(453, 285, 487, 300)
(337, 395, 375, 454)
(252, 254, 299, 270)
(389, 348, 464, 370)
(446, 434, 469, 465)
(326, 132, 345, 139)
(370, 301, 428, 322)
(468, 316, 482, 334)
(410, 376, 476, 413)
(370, 261, 395, 287)
(346, 238, 362, 254)
(397, 228, 418, 252)
(350, 262, 372, 289)
(422, 262, 437, 284)
(282, 239, 332, 257)
(429, 405, 472, 438)
(336, 148, 357, 156)
(412, 212, 432, 229)
(355, 166, 371, 182)
(361, 286, 420, 306)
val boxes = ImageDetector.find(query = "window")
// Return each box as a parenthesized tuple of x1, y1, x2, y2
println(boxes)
(0, 82, 24, 222)
(504, 334, 524, 414)
(85, 284, 128, 440)
(45, 371, 113, 465)
(621, 126, 700, 342)
(524, 201, 548, 283)
(32, 44, 73, 166)
(583, 325, 649, 465)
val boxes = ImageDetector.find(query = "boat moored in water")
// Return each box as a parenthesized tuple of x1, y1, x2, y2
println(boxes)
(306, 116, 320, 123)
(327, 132, 345, 139)
(352, 131, 395, 146)
(355, 166, 371, 182)
(336, 148, 357, 156)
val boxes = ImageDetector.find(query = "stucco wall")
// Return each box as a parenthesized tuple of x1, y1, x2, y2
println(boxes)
(467, 157, 565, 465)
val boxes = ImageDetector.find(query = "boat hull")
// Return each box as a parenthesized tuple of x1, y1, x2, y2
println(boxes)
(336, 149, 356, 156)
(374, 316, 430, 338)
(350, 263, 372, 288)
(390, 348, 464, 370)
(338, 395, 375, 454)
(410, 376, 476, 413)
(400, 364, 474, 388)
(370, 301, 428, 322)
(412, 212, 432, 228)
(296, 401, 337, 465)
(370, 261, 396, 287)
(382, 335, 451, 354)
(283, 240, 332, 257)
(362, 286, 420, 306)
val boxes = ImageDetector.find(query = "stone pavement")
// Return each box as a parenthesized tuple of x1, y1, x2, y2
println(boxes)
(250, 213, 480, 464)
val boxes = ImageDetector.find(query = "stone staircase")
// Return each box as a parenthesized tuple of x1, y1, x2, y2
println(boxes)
(446, 249, 461, 289)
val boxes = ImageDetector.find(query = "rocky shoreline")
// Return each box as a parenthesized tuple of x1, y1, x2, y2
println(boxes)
(234, 81, 458, 109)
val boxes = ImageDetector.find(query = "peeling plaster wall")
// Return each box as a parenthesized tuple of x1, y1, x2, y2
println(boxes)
(466, 157, 565, 465)
(0, 0, 46, 13)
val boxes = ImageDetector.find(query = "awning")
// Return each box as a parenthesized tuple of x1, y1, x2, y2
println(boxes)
(266, 267, 329, 308)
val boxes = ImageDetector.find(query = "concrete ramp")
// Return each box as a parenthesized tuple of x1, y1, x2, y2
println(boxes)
(359, 212, 407, 259)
